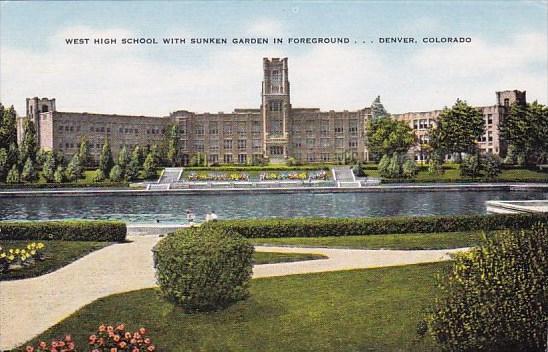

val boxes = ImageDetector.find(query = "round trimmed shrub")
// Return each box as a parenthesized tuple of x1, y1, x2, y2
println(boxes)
(153, 227, 254, 312)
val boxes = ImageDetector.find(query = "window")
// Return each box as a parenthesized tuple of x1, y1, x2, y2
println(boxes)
(271, 70, 280, 80)
(349, 139, 358, 148)
(320, 120, 330, 136)
(487, 114, 493, 124)
(349, 120, 358, 135)
(223, 122, 232, 135)
(65, 126, 69, 131)
(252, 139, 262, 151)
(270, 101, 281, 111)
(209, 154, 219, 163)
(119, 128, 123, 133)
(209, 144, 220, 153)
(223, 139, 233, 149)
(320, 138, 330, 147)
(238, 122, 247, 136)
(413, 120, 418, 130)
(504, 98, 509, 107)
(306, 138, 315, 146)
(488, 131, 493, 142)
(193, 141, 204, 152)
(294, 142, 302, 148)
(59, 126, 64, 132)
(209, 122, 218, 135)
(252, 120, 261, 133)
(335, 138, 344, 148)
(320, 153, 330, 161)
(180, 140, 187, 149)
(307, 153, 315, 162)
(334, 121, 344, 133)
(194, 124, 204, 136)
(223, 154, 233, 163)
(238, 139, 247, 149)
(238, 154, 247, 164)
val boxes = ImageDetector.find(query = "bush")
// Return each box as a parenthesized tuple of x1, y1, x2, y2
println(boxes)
(205, 213, 548, 238)
(378, 154, 391, 178)
(54, 165, 65, 183)
(352, 163, 366, 177)
(92, 168, 106, 182)
(425, 223, 548, 352)
(153, 226, 254, 312)
(460, 154, 482, 177)
(109, 164, 123, 181)
(6, 164, 19, 184)
(402, 159, 418, 178)
(21, 158, 37, 182)
(0, 220, 126, 242)
(483, 153, 502, 179)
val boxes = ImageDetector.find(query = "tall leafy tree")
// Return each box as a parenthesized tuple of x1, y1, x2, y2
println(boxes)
(117, 146, 130, 175)
(42, 152, 56, 182)
(20, 157, 37, 182)
(78, 137, 92, 167)
(65, 153, 83, 182)
(0, 105, 17, 150)
(366, 116, 415, 159)
(499, 101, 548, 164)
(98, 138, 114, 175)
(142, 151, 157, 179)
(0, 148, 8, 182)
(126, 146, 142, 181)
(165, 124, 180, 166)
(429, 99, 485, 161)
(19, 117, 38, 162)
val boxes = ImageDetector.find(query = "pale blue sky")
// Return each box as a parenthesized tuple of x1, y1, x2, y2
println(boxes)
(1, 1, 547, 115)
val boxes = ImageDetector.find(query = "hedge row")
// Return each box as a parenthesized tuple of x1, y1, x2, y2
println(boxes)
(205, 213, 548, 238)
(0, 182, 130, 189)
(0, 220, 127, 241)
(381, 178, 548, 184)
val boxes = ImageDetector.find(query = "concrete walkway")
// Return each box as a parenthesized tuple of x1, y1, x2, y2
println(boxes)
(0, 235, 466, 350)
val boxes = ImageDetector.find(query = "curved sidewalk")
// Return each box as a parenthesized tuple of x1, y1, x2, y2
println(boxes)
(0, 235, 466, 350)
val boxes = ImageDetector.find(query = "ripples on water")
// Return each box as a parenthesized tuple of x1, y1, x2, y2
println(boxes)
(1, 191, 546, 223)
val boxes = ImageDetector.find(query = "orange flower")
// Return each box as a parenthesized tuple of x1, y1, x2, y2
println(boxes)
(139, 327, 146, 335)
(98, 324, 106, 332)
(119, 341, 127, 349)
(113, 335, 121, 342)
(107, 325, 114, 332)
(116, 323, 125, 331)
(110, 348, 117, 352)
(124, 332, 131, 339)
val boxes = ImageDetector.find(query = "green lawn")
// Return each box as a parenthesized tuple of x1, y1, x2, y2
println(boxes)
(251, 231, 488, 250)
(0, 240, 112, 280)
(23, 262, 448, 351)
(253, 251, 327, 264)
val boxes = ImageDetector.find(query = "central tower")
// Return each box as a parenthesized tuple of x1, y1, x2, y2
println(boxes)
(261, 57, 291, 160)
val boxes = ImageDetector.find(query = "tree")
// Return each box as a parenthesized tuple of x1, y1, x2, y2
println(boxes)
(378, 154, 391, 178)
(6, 164, 20, 184)
(20, 158, 37, 182)
(0, 148, 8, 182)
(386, 153, 403, 178)
(0, 105, 17, 150)
(366, 116, 415, 159)
(370, 95, 388, 120)
(98, 138, 114, 175)
(499, 101, 548, 165)
(190, 152, 206, 167)
(19, 117, 38, 162)
(53, 166, 65, 183)
(65, 153, 83, 182)
(42, 152, 56, 182)
(6, 143, 19, 168)
(109, 165, 123, 182)
(78, 137, 92, 167)
(117, 146, 130, 176)
(164, 124, 180, 166)
(142, 152, 157, 179)
(429, 100, 485, 161)
(126, 146, 142, 181)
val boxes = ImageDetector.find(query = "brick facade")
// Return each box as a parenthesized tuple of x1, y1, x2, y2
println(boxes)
(17, 58, 526, 164)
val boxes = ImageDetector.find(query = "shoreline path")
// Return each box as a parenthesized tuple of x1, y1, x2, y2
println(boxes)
(0, 235, 466, 350)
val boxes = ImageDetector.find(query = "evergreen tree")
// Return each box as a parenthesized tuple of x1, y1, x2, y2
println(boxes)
(42, 152, 56, 182)
(142, 152, 157, 179)
(0, 148, 8, 182)
(98, 138, 114, 175)
(429, 99, 485, 161)
(460, 154, 482, 177)
(378, 154, 391, 178)
(370, 95, 388, 120)
(6, 164, 20, 184)
(402, 159, 418, 178)
(19, 117, 38, 162)
(20, 158, 37, 182)
(150, 144, 161, 165)
(126, 146, 142, 181)
(109, 165, 123, 182)
(78, 137, 91, 167)
(6, 143, 19, 168)
(0, 105, 17, 150)
(386, 153, 403, 178)
(54, 166, 65, 183)
(483, 154, 502, 179)
(65, 153, 83, 182)
(117, 146, 130, 175)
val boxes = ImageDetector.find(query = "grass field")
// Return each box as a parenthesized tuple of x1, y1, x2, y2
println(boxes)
(0, 240, 112, 280)
(253, 251, 327, 264)
(250, 231, 489, 250)
(23, 262, 448, 351)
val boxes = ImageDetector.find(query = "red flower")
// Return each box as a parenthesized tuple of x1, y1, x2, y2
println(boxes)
(67, 342, 75, 351)
(25, 346, 34, 352)
(116, 323, 125, 331)
(139, 327, 146, 335)
(98, 324, 106, 332)
(124, 332, 131, 339)
(64, 335, 72, 342)
(144, 338, 151, 345)
(119, 341, 127, 349)
(113, 335, 121, 342)
(39, 341, 47, 349)
(107, 325, 114, 332)
(147, 345, 155, 351)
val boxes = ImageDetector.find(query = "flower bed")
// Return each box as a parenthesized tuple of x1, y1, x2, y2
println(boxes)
(184, 170, 329, 182)
(0, 242, 46, 273)
(24, 323, 155, 352)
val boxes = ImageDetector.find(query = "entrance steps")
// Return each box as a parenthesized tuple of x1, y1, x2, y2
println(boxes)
(157, 167, 183, 184)
(146, 183, 170, 191)
(331, 167, 361, 188)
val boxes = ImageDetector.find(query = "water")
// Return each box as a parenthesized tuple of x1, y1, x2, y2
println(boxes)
(1, 190, 546, 224)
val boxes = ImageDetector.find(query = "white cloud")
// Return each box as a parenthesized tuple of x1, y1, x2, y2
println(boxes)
(0, 25, 546, 118)
(245, 19, 285, 37)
